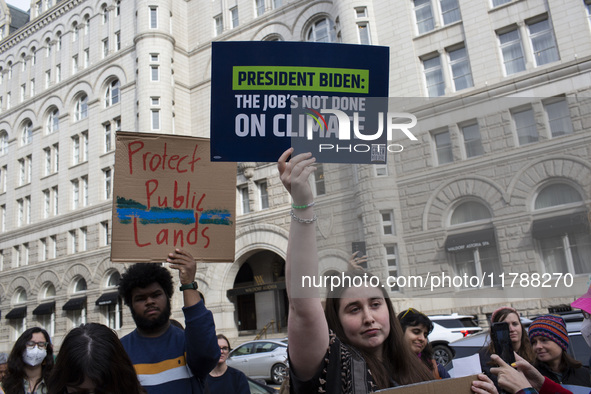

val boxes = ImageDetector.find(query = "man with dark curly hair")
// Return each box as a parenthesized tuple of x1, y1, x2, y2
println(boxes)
(118, 248, 219, 394)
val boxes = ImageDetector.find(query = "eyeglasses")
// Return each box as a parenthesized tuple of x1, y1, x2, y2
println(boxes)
(220, 347, 230, 352)
(25, 341, 48, 350)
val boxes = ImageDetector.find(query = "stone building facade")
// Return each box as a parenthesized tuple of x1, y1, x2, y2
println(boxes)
(0, 0, 589, 352)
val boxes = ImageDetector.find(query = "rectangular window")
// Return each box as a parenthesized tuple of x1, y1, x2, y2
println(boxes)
(82, 176, 88, 206)
(151, 66, 159, 81)
(423, 55, 444, 97)
(440, 0, 460, 25)
(0, 205, 5, 232)
(30, 79, 35, 97)
(499, 28, 525, 75)
(0, 166, 5, 193)
(52, 186, 58, 215)
(56, 65, 61, 82)
(102, 221, 110, 246)
(72, 55, 78, 73)
(461, 122, 484, 158)
(40, 238, 47, 261)
(231, 7, 239, 28)
(434, 129, 453, 164)
(357, 23, 371, 45)
(104, 169, 112, 199)
(82, 132, 88, 162)
(449, 46, 473, 91)
(255, 0, 265, 16)
(151, 110, 160, 130)
(44, 189, 50, 218)
(115, 31, 121, 51)
(20, 84, 25, 102)
(512, 107, 539, 145)
(72, 135, 80, 164)
(84, 49, 89, 68)
(150, 53, 159, 62)
(214, 14, 223, 36)
(19, 158, 25, 186)
(45, 70, 51, 88)
(107, 299, 122, 330)
(23, 243, 29, 266)
(80, 227, 87, 251)
(53, 144, 59, 173)
(414, 0, 434, 34)
(149, 7, 158, 28)
(239, 186, 250, 214)
(14, 245, 20, 267)
(25, 196, 30, 225)
(313, 164, 326, 196)
(151, 97, 160, 106)
(17, 199, 23, 226)
(355, 7, 367, 18)
(528, 18, 559, 66)
(102, 39, 109, 58)
(380, 211, 395, 235)
(72, 179, 79, 209)
(375, 164, 388, 176)
(492, 0, 511, 6)
(539, 232, 591, 275)
(70, 230, 77, 253)
(258, 181, 269, 210)
(104, 123, 112, 152)
(51, 235, 57, 258)
(385, 244, 399, 291)
(452, 246, 502, 287)
(273, 0, 282, 8)
(544, 99, 573, 137)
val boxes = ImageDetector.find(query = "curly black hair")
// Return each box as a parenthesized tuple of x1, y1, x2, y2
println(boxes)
(118, 263, 173, 306)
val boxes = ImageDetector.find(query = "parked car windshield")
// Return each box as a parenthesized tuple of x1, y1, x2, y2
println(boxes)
(434, 318, 479, 328)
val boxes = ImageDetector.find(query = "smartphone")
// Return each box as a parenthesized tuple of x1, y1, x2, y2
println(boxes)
(491, 322, 516, 364)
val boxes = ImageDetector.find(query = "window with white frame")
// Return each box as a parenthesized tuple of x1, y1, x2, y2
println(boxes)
(422, 55, 444, 97)
(544, 98, 573, 137)
(512, 107, 538, 145)
(82, 176, 88, 207)
(306, 18, 335, 42)
(40, 238, 47, 261)
(18, 155, 32, 185)
(450, 201, 491, 225)
(105, 79, 120, 107)
(30, 79, 35, 97)
(22, 121, 33, 145)
(586, 0, 591, 24)
(380, 210, 395, 235)
(83, 49, 89, 68)
(0, 132, 7, 155)
(46, 108, 59, 134)
(45, 70, 51, 88)
(72, 55, 78, 73)
(80, 227, 87, 251)
(414, 0, 434, 34)
(17, 199, 24, 226)
(37, 283, 56, 337)
(492, 0, 511, 6)
(528, 18, 559, 66)
(257, 181, 269, 210)
(385, 244, 399, 291)
(56, 33, 62, 50)
(375, 164, 388, 176)
(448, 46, 473, 91)
(151, 110, 160, 130)
(104, 123, 112, 152)
(231, 7, 239, 28)
(14, 245, 21, 267)
(239, 185, 250, 214)
(255, 0, 265, 16)
(102, 39, 109, 58)
(214, 14, 223, 36)
(12, 288, 27, 338)
(101, 221, 110, 245)
(355, 7, 367, 18)
(312, 163, 326, 196)
(149, 6, 158, 28)
(20, 84, 26, 102)
(0, 205, 5, 232)
(69, 230, 78, 253)
(25, 196, 31, 225)
(413, 0, 461, 35)
(72, 179, 79, 209)
(43, 189, 50, 218)
(115, 32, 121, 51)
(72, 22, 78, 42)
(151, 66, 159, 81)
(104, 271, 122, 329)
(433, 129, 453, 164)
(461, 122, 484, 158)
(69, 277, 87, 327)
(357, 23, 371, 45)
(440, 0, 461, 25)
(499, 28, 525, 75)
(72, 135, 80, 165)
(102, 5, 109, 24)
(104, 168, 112, 199)
(52, 186, 58, 215)
(23, 243, 29, 265)
(56, 64, 61, 82)
(533, 183, 591, 274)
(50, 235, 57, 258)
(75, 94, 88, 121)
(0, 165, 5, 193)
(83, 17, 89, 35)
(6, 92, 10, 110)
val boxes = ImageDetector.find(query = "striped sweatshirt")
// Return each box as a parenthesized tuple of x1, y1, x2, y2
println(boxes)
(121, 300, 220, 394)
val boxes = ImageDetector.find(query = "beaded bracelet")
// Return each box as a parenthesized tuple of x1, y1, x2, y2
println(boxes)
(292, 201, 315, 209)
(290, 209, 317, 224)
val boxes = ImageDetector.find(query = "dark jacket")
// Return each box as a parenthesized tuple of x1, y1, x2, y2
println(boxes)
(535, 361, 591, 387)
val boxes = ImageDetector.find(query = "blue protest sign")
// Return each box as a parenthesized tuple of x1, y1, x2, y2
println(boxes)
(210, 41, 390, 163)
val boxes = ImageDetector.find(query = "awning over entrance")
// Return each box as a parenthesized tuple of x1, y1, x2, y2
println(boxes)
(33, 301, 55, 316)
(227, 281, 286, 297)
(532, 212, 589, 239)
(62, 296, 87, 311)
(445, 228, 496, 253)
(95, 292, 119, 306)
(5, 306, 27, 319)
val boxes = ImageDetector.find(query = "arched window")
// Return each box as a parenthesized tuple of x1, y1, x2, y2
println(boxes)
(7, 61, 12, 79)
(534, 183, 582, 210)
(43, 283, 56, 298)
(106, 271, 121, 288)
(75, 94, 88, 120)
(56, 32, 62, 51)
(450, 201, 491, 225)
(0, 131, 8, 155)
(46, 108, 59, 134)
(532, 182, 590, 275)
(263, 34, 283, 41)
(306, 18, 335, 42)
(21, 121, 33, 145)
(37, 282, 56, 337)
(102, 5, 109, 24)
(84, 15, 90, 35)
(104, 79, 120, 107)
(21, 53, 26, 72)
(31, 47, 36, 65)
(15, 288, 27, 303)
(72, 22, 78, 42)
(73, 277, 87, 293)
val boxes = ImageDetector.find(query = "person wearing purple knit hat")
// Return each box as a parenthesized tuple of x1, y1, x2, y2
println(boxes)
(528, 314, 591, 387)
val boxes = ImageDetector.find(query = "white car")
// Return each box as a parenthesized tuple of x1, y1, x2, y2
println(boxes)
(226, 339, 288, 385)
(427, 313, 483, 366)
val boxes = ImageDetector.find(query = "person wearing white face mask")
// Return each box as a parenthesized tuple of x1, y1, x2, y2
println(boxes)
(2, 327, 54, 394)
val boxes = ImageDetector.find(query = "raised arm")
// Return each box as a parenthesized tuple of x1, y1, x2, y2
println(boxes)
(278, 148, 329, 381)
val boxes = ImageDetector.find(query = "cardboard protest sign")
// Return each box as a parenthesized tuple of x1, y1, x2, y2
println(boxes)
(376, 374, 479, 394)
(111, 132, 236, 263)
(210, 41, 390, 164)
